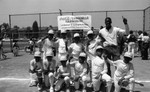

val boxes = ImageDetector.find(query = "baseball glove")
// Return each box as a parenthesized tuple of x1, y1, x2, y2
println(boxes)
(118, 78, 129, 87)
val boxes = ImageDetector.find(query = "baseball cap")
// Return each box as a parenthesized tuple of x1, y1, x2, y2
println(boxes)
(34, 51, 41, 57)
(60, 55, 67, 61)
(74, 33, 80, 38)
(61, 29, 67, 33)
(96, 45, 103, 50)
(46, 50, 53, 57)
(79, 52, 86, 57)
(87, 30, 94, 35)
(48, 29, 54, 34)
(124, 52, 133, 58)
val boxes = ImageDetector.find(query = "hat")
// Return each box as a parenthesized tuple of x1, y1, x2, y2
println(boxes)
(48, 29, 54, 34)
(74, 33, 80, 38)
(96, 45, 103, 50)
(124, 52, 133, 58)
(87, 30, 93, 35)
(61, 29, 67, 33)
(60, 55, 67, 61)
(79, 52, 86, 57)
(46, 50, 53, 57)
(34, 51, 41, 57)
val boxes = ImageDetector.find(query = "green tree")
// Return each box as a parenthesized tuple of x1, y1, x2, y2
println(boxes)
(32, 21, 39, 39)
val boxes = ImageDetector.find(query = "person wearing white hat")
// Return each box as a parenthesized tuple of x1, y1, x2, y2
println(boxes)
(43, 50, 57, 92)
(37, 29, 56, 61)
(68, 33, 84, 61)
(69, 52, 88, 92)
(86, 45, 112, 92)
(106, 51, 135, 92)
(56, 55, 71, 92)
(55, 29, 68, 61)
(29, 51, 43, 91)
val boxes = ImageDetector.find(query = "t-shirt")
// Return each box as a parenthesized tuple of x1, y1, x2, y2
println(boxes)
(89, 56, 107, 78)
(68, 43, 83, 59)
(127, 34, 137, 43)
(113, 60, 134, 77)
(70, 60, 87, 76)
(99, 27, 125, 46)
(56, 38, 67, 54)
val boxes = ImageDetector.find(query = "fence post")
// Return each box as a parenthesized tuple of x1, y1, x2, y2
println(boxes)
(39, 13, 41, 37)
(106, 11, 108, 18)
(9, 15, 13, 52)
(143, 10, 145, 31)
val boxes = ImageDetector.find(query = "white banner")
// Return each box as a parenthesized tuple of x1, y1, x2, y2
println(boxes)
(57, 15, 91, 30)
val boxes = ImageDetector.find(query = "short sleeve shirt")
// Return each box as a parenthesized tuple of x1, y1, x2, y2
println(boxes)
(56, 38, 67, 54)
(99, 27, 125, 45)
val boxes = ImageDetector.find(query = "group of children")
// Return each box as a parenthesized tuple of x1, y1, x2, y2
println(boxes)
(29, 23, 136, 92)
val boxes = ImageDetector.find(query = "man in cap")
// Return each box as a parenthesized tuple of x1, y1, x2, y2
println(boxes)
(56, 55, 71, 92)
(69, 52, 88, 92)
(43, 50, 57, 92)
(37, 29, 56, 61)
(86, 45, 112, 92)
(106, 52, 135, 92)
(55, 29, 68, 61)
(29, 51, 43, 91)
(68, 33, 84, 61)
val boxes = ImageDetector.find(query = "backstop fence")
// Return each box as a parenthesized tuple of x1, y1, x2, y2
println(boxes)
(2, 6, 150, 52)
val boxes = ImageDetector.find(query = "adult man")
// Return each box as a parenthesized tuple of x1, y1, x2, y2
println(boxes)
(29, 51, 43, 91)
(43, 50, 56, 92)
(106, 52, 135, 92)
(69, 52, 88, 92)
(86, 45, 112, 92)
(126, 30, 137, 58)
(37, 29, 56, 61)
(99, 17, 129, 76)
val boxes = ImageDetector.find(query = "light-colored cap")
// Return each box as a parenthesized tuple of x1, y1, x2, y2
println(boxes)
(61, 29, 67, 33)
(96, 45, 103, 50)
(46, 50, 53, 56)
(74, 33, 80, 38)
(79, 52, 86, 57)
(48, 29, 54, 34)
(34, 51, 41, 57)
(124, 52, 133, 58)
(87, 30, 94, 35)
(60, 55, 67, 61)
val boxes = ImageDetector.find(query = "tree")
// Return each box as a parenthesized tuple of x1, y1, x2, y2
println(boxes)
(32, 21, 39, 39)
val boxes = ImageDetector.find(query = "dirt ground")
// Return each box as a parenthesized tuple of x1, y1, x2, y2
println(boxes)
(0, 51, 150, 92)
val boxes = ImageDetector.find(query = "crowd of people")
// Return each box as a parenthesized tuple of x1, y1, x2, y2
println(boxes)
(28, 17, 149, 92)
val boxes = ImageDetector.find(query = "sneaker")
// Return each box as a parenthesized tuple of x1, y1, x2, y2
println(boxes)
(37, 85, 42, 91)
(50, 87, 54, 92)
(29, 81, 37, 87)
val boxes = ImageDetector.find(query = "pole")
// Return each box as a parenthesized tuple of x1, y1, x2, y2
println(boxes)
(143, 10, 145, 32)
(9, 15, 13, 52)
(39, 13, 41, 37)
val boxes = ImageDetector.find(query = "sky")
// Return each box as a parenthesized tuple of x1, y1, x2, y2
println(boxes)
(0, 0, 150, 30)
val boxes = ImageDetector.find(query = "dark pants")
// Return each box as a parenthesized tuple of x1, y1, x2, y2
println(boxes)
(104, 45, 120, 76)
(141, 43, 149, 60)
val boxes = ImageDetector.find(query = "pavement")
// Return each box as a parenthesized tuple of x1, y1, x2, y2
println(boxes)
(0, 51, 150, 92)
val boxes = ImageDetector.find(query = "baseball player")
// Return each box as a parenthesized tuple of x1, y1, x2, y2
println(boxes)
(37, 29, 56, 61)
(43, 50, 57, 92)
(29, 51, 43, 91)
(69, 52, 88, 92)
(55, 29, 68, 61)
(56, 55, 71, 92)
(86, 45, 112, 92)
(106, 52, 135, 92)
(68, 33, 84, 62)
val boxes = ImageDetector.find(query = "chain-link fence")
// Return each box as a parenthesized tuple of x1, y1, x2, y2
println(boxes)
(2, 6, 149, 52)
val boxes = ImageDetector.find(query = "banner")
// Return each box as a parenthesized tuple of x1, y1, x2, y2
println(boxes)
(58, 15, 91, 30)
